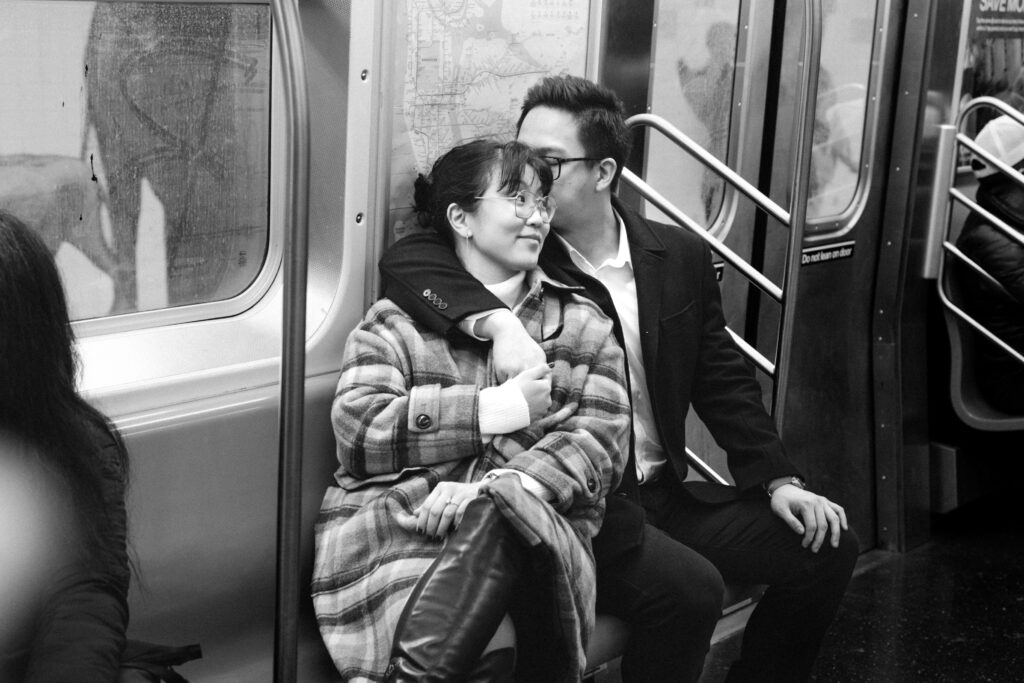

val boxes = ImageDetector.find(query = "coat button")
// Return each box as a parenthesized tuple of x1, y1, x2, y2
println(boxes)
(439, 302, 448, 310)
(423, 289, 432, 297)
(587, 478, 597, 492)
(415, 414, 432, 429)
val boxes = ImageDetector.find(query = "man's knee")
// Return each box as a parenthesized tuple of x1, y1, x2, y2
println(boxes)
(654, 553, 724, 629)
(823, 527, 859, 571)
(804, 526, 860, 595)
(831, 526, 860, 579)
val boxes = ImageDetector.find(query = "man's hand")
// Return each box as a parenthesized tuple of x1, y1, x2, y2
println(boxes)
(769, 484, 849, 553)
(476, 309, 546, 381)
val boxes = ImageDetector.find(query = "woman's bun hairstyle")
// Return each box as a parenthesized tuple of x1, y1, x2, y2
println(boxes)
(412, 139, 552, 245)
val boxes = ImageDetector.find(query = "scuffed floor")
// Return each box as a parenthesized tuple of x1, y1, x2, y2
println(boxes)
(701, 492, 1024, 682)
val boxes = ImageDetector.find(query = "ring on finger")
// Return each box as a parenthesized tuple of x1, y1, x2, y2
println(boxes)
(445, 498, 456, 506)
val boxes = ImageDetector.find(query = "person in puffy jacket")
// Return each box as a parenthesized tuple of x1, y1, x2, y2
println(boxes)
(956, 114, 1024, 414)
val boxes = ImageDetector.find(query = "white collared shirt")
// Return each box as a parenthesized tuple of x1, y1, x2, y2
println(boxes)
(556, 215, 667, 484)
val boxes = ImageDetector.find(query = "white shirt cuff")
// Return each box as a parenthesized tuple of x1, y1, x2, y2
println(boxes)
(478, 384, 531, 436)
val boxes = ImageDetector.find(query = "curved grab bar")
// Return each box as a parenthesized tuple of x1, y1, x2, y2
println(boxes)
(271, 0, 311, 681)
(935, 97, 1024, 373)
(942, 241, 1010, 296)
(727, 327, 776, 376)
(936, 249, 1024, 366)
(949, 188, 1024, 249)
(621, 0, 820, 421)
(623, 113, 791, 227)
(956, 95, 1024, 129)
(620, 167, 784, 302)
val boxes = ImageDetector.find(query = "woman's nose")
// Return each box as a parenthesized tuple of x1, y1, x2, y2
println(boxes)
(525, 205, 544, 225)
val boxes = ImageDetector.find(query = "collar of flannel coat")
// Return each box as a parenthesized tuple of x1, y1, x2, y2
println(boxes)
(508, 268, 587, 342)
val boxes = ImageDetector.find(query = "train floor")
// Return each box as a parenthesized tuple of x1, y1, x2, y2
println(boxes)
(699, 489, 1024, 683)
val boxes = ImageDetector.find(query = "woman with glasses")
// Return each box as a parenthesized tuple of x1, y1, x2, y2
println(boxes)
(312, 139, 630, 683)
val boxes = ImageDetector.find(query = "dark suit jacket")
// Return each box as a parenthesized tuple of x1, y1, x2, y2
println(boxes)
(380, 196, 802, 561)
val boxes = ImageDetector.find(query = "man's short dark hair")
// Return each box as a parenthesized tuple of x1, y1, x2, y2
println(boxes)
(516, 75, 633, 187)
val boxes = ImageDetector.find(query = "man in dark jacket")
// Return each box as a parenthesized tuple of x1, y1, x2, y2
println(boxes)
(956, 114, 1024, 414)
(380, 75, 859, 682)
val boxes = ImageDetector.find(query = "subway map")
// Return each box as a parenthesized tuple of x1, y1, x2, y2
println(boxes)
(389, 0, 590, 239)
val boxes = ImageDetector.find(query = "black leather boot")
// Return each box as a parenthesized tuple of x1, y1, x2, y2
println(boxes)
(386, 496, 525, 683)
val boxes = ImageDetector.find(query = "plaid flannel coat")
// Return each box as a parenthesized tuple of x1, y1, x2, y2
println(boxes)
(312, 270, 630, 682)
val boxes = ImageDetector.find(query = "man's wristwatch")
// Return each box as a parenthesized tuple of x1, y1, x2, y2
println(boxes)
(766, 476, 806, 498)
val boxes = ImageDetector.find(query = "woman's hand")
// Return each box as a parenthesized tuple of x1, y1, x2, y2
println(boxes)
(414, 481, 484, 538)
(507, 364, 552, 422)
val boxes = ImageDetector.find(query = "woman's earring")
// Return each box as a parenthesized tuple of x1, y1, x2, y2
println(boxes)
(466, 231, 473, 239)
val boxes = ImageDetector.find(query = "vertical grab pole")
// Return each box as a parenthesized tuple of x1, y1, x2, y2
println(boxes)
(772, 0, 821, 425)
(271, 0, 310, 681)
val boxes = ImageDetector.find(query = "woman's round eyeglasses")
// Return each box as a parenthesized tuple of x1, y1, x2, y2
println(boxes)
(474, 190, 557, 221)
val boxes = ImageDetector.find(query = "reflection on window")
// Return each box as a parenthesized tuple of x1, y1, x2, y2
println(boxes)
(805, 0, 875, 223)
(646, 0, 741, 231)
(0, 2, 271, 321)
(959, 27, 1024, 165)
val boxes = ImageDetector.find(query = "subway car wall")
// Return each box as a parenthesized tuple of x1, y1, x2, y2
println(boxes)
(1, 0, 1022, 680)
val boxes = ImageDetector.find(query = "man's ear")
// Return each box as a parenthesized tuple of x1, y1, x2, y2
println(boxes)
(447, 202, 472, 239)
(595, 158, 618, 192)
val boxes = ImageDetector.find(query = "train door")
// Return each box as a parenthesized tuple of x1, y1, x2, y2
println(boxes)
(597, 0, 905, 550)
(764, 0, 974, 553)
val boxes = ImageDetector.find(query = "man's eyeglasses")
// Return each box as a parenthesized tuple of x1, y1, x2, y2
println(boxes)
(474, 190, 557, 221)
(540, 155, 602, 180)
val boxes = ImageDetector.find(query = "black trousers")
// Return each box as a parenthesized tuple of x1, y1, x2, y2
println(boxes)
(595, 478, 859, 683)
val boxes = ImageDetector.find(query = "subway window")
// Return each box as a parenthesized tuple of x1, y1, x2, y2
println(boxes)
(632, 0, 876, 231)
(645, 0, 742, 230)
(959, 7, 1024, 153)
(804, 0, 876, 223)
(0, 2, 272, 323)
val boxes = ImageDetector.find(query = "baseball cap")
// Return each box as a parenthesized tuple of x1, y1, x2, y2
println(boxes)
(972, 115, 1024, 178)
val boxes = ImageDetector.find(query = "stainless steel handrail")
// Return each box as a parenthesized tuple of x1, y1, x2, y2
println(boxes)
(621, 0, 820, 406)
(935, 97, 1024, 373)
(271, 0, 310, 681)
(623, 114, 792, 226)
(620, 165, 785, 303)
(936, 248, 1024, 365)
(949, 187, 1024, 249)
(942, 242, 1011, 299)
(622, 0, 821, 480)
